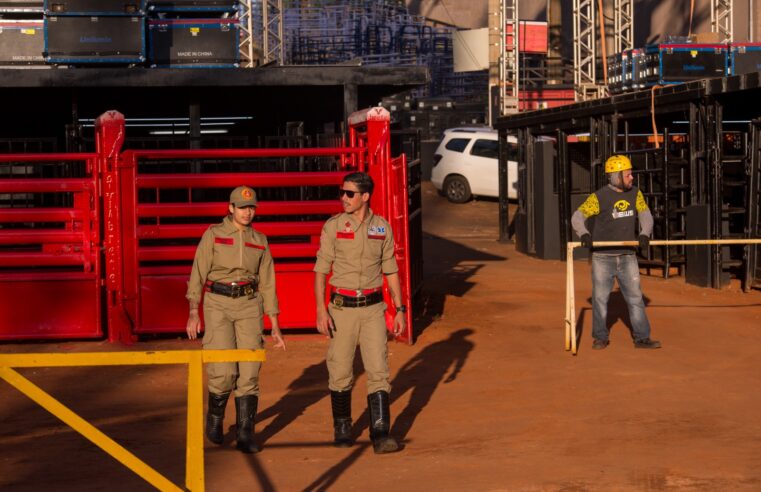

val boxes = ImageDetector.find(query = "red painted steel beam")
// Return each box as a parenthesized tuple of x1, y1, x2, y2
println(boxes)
(138, 201, 340, 218)
(137, 221, 324, 239)
(0, 272, 97, 281)
(0, 208, 86, 223)
(128, 147, 363, 160)
(0, 230, 84, 245)
(0, 252, 86, 267)
(0, 153, 96, 162)
(0, 179, 95, 193)
(136, 172, 346, 189)
(138, 243, 319, 262)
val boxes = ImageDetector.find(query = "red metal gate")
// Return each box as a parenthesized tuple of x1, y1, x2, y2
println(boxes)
(0, 151, 102, 340)
(99, 107, 413, 344)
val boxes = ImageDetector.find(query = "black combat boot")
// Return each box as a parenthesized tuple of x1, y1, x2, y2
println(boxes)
(205, 392, 230, 445)
(367, 390, 400, 454)
(235, 395, 260, 454)
(331, 390, 353, 447)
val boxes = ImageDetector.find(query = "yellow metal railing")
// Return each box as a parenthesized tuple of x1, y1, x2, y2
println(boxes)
(0, 349, 266, 491)
(565, 238, 761, 355)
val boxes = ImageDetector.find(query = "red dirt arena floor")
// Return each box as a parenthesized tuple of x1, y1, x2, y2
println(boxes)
(2, 182, 761, 491)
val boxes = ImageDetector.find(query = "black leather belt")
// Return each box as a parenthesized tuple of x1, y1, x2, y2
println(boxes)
(205, 281, 257, 299)
(330, 291, 384, 308)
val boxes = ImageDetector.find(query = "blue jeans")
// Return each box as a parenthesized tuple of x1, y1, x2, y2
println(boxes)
(591, 253, 651, 341)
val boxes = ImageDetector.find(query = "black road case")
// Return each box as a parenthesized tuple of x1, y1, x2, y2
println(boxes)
(45, 15, 145, 64)
(0, 20, 45, 65)
(43, 0, 145, 15)
(147, 1, 237, 13)
(148, 19, 238, 67)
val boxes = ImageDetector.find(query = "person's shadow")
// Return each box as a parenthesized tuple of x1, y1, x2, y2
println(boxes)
(254, 360, 362, 445)
(302, 328, 475, 491)
(579, 291, 652, 342)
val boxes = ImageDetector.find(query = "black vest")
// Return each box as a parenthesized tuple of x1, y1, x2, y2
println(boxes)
(592, 185, 640, 254)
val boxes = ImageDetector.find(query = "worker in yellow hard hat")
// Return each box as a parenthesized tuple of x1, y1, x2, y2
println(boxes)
(570, 154, 661, 350)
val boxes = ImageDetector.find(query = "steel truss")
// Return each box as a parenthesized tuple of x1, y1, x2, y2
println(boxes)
(499, 0, 519, 115)
(711, 0, 733, 43)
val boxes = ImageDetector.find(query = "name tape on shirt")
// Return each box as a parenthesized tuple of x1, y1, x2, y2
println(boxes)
(367, 225, 387, 240)
(215, 237, 234, 245)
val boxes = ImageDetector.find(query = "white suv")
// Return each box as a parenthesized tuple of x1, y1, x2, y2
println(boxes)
(431, 127, 518, 203)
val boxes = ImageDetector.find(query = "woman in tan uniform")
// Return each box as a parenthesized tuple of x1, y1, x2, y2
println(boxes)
(186, 185, 285, 454)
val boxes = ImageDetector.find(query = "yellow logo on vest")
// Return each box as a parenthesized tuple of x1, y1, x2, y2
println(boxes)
(612, 199, 634, 219)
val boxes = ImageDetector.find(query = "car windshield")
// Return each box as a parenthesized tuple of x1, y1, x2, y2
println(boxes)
(445, 138, 470, 153)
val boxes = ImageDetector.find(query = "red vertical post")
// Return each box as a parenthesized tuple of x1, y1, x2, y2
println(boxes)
(95, 110, 133, 344)
(347, 107, 413, 343)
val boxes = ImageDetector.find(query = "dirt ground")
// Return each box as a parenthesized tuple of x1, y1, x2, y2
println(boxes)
(2, 182, 761, 491)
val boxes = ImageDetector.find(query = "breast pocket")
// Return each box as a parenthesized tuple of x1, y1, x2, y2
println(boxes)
(365, 233, 385, 259)
(213, 236, 234, 264)
(243, 242, 265, 271)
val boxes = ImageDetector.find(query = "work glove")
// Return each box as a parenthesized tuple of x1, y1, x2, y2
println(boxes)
(580, 233, 592, 249)
(638, 234, 650, 253)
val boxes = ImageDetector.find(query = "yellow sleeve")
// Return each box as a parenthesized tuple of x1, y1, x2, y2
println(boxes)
(577, 193, 600, 218)
(635, 190, 649, 213)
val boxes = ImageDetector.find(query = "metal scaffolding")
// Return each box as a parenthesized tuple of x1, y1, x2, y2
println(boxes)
(263, 0, 285, 65)
(239, 0, 257, 67)
(711, 0, 733, 43)
(499, 0, 519, 115)
(572, 0, 598, 100)
(613, 0, 633, 53)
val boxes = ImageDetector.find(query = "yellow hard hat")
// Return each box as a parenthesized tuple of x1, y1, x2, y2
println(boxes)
(605, 154, 632, 173)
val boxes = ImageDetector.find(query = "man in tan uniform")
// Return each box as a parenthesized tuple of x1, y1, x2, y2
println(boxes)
(186, 185, 286, 454)
(314, 172, 406, 454)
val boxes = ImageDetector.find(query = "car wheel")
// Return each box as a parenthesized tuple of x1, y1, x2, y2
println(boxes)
(443, 175, 471, 203)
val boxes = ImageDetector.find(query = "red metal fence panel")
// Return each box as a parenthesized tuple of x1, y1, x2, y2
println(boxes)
(0, 152, 102, 340)
(1, 108, 413, 344)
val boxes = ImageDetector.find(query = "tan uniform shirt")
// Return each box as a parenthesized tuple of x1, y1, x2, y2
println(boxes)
(186, 215, 279, 315)
(314, 210, 398, 289)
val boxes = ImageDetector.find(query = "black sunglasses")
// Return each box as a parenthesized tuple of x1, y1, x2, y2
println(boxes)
(339, 189, 359, 198)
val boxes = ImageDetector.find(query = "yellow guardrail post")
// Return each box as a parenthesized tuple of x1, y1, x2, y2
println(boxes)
(0, 349, 266, 491)
(186, 351, 204, 491)
(565, 239, 761, 355)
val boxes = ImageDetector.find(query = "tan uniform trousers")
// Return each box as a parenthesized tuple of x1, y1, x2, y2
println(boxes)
(202, 292, 264, 397)
(327, 301, 391, 394)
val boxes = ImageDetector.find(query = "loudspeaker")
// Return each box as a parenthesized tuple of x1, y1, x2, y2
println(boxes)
(686, 205, 711, 287)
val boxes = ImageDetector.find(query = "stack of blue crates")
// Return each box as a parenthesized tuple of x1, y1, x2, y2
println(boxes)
(146, 1, 239, 68)
(43, 0, 146, 65)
